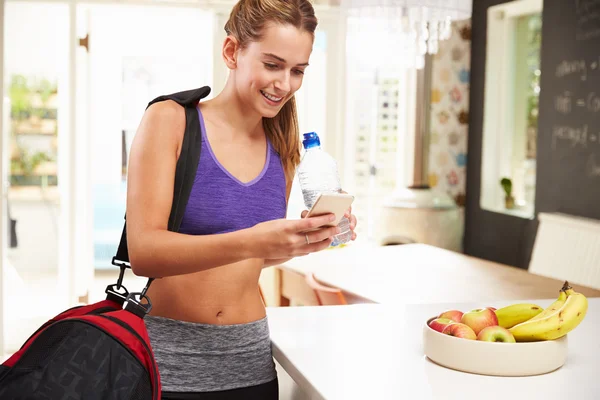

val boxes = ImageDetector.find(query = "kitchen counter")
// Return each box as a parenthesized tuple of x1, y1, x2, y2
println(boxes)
(267, 299, 600, 399)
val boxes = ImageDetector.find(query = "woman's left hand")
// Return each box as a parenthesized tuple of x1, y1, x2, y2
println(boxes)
(341, 189, 357, 241)
(344, 207, 358, 242)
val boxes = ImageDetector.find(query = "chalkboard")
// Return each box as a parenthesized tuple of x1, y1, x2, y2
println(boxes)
(536, 0, 600, 220)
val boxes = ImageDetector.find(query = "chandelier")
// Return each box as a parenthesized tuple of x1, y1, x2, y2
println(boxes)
(342, 0, 472, 69)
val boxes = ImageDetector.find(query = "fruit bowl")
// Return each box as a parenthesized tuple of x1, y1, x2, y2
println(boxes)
(423, 316, 568, 376)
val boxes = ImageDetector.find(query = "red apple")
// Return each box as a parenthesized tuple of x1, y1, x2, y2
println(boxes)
(487, 307, 497, 311)
(477, 326, 516, 343)
(442, 323, 477, 340)
(461, 308, 499, 335)
(428, 318, 455, 333)
(438, 310, 464, 323)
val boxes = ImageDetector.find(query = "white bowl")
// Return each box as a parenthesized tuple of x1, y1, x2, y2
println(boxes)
(423, 317, 568, 376)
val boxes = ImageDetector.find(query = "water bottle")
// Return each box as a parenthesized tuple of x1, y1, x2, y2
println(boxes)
(297, 132, 352, 246)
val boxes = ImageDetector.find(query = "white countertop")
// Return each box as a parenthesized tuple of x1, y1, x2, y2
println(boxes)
(267, 298, 600, 400)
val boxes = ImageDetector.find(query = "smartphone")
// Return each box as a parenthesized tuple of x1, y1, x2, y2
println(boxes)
(305, 192, 354, 227)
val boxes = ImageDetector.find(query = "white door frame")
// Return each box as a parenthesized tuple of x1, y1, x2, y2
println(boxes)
(1, 0, 6, 358)
(316, 8, 347, 173)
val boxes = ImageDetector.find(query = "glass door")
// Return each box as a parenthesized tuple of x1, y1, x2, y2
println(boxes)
(2, 0, 72, 354)
(82, 3, 214, 301)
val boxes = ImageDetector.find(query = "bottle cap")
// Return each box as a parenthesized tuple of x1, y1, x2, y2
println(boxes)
(302, 132, 321, 149)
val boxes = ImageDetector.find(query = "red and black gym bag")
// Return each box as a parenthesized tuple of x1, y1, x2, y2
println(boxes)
(0, 86, 211, 400)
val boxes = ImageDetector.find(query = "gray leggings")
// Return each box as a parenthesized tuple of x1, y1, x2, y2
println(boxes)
(145, 314, 277, 394)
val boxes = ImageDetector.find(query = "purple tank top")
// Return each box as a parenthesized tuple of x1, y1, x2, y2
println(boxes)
(178, 106, 287, 235)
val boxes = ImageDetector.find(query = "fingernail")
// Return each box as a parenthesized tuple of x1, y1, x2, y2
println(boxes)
(329, 214, 335, 221)
(336, 227, 341, 234)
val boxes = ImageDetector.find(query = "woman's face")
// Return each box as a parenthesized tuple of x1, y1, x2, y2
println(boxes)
(233, 22, 314, 118)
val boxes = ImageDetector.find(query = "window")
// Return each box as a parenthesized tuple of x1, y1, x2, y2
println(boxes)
(481, 0, 542, 218)
(343, 18, 417, 240)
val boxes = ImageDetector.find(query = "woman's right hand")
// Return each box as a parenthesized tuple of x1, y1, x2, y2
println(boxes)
(251, 213, 340, 260)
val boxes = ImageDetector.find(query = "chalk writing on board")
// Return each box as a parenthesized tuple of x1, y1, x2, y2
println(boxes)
(555, 57, 600, 80)
(555, 92, 600, 114)
(555, 92, 572, 114)
(576, 0, 600, 41)
(551, 124, 599, 149)
(586, 92, 600, 111)
(587, 154, 600, 176)
(555, 59, 588, 80)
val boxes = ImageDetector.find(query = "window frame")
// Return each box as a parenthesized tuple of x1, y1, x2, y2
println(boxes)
(480, 0, 543, 219)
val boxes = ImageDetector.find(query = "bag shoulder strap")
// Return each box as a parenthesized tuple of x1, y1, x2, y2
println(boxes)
(112, 86, 211, 274)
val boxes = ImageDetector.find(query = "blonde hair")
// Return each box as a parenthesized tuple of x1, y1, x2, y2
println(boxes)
(224, 0, 318, 181)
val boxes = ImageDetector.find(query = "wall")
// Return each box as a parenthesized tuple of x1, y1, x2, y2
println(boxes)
(465, 0, 600, 269)
(428, 19, 472, 208)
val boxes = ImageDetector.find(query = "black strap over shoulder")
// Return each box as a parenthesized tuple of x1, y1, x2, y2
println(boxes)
(112, 86, 211, 287)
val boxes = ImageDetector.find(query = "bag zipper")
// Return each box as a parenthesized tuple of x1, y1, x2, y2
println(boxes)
(17, 305, 117, 351)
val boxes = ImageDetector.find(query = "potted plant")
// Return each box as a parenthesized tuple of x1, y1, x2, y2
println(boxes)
(500, 177, 515, 209)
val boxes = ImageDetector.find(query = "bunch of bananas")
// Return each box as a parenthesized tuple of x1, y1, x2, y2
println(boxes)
(493, 281, 588, 342)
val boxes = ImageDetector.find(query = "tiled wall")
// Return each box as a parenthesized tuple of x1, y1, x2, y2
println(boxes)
(428, 19, 472, 207)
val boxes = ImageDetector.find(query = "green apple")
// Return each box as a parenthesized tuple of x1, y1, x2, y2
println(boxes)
(477, 326, 516, 343)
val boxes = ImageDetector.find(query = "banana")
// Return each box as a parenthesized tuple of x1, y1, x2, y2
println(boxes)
(526, 289, 567, 323)
(494, 281, 571, 329)
(508, 281, 588, 342)
(494, 303, 543, 328)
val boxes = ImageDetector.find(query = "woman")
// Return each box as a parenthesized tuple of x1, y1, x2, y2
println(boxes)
(126, 0, 358, 398)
